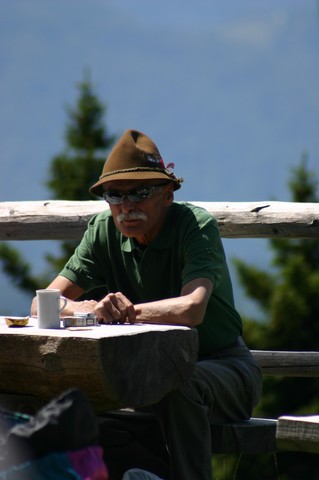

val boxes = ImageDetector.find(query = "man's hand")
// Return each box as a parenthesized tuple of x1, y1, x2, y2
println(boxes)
(94, 292, 137, 324)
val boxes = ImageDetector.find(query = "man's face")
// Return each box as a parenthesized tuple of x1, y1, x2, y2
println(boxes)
(102, 179, 174, 246)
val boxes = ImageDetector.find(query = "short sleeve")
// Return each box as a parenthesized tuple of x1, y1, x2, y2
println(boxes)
(60, 214, 109, 291)
(181, 208, 226, 289)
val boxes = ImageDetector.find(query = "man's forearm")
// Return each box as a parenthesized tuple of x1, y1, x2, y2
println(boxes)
(135, 296, 202, 327)
(30, 297, 98, 317)
(134, 280, 212, 327)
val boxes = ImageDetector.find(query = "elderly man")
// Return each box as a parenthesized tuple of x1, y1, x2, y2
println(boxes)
(31, 129, 262, 480)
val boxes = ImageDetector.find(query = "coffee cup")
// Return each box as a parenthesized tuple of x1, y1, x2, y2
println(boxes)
(36, 289, 68, 329)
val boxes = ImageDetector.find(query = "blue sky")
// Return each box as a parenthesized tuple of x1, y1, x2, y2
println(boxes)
(1, 0, 318, 202)
(1, 0, 319, 315)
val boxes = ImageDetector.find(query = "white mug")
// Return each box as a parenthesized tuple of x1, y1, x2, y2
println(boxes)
(36, 289, 67, 329)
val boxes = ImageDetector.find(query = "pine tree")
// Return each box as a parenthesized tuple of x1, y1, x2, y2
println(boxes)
(0, 72, 115, 293)
(45, 71, 115, 274)
(47, 71, 114, 201)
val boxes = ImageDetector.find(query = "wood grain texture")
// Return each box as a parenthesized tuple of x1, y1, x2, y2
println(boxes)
(1, 200, 319, 240)
(0, 319, 199, 413)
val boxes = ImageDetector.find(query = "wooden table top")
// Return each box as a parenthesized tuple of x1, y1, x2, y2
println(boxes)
(0, 316, 198, 414)
(0, 316, 191, 337)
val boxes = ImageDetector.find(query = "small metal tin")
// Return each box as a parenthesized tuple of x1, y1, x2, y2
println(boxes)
(63, 313, 99, 328)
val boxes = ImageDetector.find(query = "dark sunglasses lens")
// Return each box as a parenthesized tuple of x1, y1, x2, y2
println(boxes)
(103, 192, 122, 204)
(128, 187, 153, 202)
(103, 185, 162, 204)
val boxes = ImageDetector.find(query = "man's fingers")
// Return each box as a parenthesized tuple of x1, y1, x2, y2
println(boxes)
(126, 303, 137, 324)
(95, 292, 137, 324)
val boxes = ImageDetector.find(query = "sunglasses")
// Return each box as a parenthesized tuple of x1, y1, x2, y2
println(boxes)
(103, 182, 169, 205)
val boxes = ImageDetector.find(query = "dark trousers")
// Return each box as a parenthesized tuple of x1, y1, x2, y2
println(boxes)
(100, 343, 262, 480)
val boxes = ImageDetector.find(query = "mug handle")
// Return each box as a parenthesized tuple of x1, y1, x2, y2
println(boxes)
(59, 296, 68, 313)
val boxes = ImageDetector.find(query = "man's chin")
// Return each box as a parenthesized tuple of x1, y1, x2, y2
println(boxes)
(117, 223, 144, 236)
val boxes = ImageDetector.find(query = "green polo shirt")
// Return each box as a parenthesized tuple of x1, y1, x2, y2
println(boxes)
(60, 202, 242, 355)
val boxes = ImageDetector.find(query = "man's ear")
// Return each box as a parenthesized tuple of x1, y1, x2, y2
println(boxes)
(164, 184, 174, 205)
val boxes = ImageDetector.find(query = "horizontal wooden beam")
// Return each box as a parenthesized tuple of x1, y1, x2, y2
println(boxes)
(276, 415, 319, 454)
(1, 200, 319, 241)
(252, 350, 319, 377)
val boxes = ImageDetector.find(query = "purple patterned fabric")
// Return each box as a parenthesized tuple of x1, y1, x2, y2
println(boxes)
(67, 446, 109, 480)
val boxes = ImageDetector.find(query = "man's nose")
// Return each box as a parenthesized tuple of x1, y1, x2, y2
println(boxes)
(121, 197, 135, 211)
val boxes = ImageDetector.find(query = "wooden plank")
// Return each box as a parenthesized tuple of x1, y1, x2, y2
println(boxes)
(0, 318, 198, 413)
(0, 200, 106, 241)
(276, 415, 319, 454)
(211, 418, 278, 454)
(0, 200, 319, 240)
(251, 350, 319, 377)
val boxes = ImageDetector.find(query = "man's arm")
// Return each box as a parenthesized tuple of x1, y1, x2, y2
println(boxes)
(134, 278, 213, 327)
(30, 275, 98, 316)
(94, 277, 213, 327)
(31, 276, 212, 327)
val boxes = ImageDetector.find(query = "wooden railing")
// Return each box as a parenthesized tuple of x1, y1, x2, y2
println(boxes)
(1, 200, 319, 240)
(1, 200, 319, 377)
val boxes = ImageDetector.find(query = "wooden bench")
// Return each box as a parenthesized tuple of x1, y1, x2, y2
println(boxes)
(211, 418, 278, 455)
(1, 200, 319, 462)
(212, 349, 319, 456)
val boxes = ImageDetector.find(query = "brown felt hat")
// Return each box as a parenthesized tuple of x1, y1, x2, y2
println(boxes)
(89, 129, 183, 197)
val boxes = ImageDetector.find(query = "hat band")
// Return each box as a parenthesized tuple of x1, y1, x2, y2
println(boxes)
(99, 167, 172, 180)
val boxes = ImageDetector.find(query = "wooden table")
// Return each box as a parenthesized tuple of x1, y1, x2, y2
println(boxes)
(0, 317, 198, 414)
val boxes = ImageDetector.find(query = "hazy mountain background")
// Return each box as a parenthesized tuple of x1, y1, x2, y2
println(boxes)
(1, 0, 319, 317)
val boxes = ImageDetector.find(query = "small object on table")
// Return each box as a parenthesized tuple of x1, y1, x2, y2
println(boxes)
(63, 313, 99, 328)
(4, 316, 29, 328)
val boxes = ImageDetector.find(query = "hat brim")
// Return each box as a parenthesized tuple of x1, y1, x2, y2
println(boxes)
(90, 170, 182, 197)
